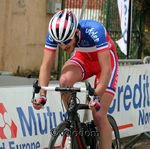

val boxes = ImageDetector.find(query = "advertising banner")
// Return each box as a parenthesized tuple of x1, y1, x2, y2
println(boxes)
(110, 64, 150, 137)
(0, 82, 86, 149)
(0, 64, 150, 148)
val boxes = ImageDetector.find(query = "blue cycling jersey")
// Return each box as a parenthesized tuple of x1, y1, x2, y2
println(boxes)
(45, 20, 114, 53)
(44, 20, 118, 96)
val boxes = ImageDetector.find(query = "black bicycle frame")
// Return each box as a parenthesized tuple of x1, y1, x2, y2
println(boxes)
(67, 91, 87, 149)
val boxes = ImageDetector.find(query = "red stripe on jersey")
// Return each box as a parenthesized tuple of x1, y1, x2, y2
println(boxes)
(44, 47, 56, 52)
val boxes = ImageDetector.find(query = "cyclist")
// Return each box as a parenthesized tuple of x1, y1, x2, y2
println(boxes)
(32, 9, 118, 149)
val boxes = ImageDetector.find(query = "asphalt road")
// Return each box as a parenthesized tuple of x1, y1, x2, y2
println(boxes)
(121, 134, 150, 149)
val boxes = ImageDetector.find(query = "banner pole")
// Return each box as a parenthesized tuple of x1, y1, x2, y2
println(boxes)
(127, 0, 132, 58)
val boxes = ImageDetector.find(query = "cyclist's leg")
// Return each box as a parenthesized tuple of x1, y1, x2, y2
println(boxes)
(60, 51, 93, 87)
(59, 52, 92, 109)
(59, 62, 82, 109)
(89, 50, 118, 149)
(91, 93, 114, 149)
(60, 62, 83, 87)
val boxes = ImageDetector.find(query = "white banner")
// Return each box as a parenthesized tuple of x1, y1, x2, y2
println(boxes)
(0, 64, 150, 147)
(116, 0, 130, 55)
(0, 82, 86, 149)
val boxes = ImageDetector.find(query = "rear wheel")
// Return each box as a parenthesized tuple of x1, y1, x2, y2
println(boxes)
(108, 115, 121, 149)
(88, 116, 121, 149)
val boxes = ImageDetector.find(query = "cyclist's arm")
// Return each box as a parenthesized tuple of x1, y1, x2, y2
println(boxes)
(39, 49, 56, 96)
(93, 24, 112, 96)
(95, 50, 112, 96)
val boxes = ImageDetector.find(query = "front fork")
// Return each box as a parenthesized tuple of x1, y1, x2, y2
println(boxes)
(68, 118, 87, 149)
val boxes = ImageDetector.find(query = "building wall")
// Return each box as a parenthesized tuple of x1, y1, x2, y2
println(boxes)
(0, 0, 53, 73)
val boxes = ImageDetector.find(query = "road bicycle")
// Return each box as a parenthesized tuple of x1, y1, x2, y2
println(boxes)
(32, 80, 121, 149)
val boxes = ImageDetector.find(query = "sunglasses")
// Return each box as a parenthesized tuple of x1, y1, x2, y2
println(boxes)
(57, 30, 77, 45)
(57, 39, 72, 45)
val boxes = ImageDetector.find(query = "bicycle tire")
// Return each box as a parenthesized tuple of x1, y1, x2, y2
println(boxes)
(48, 116, 121, 149)
(88, 116, 121, 149)
(48, 121, 80, 149)
(108, 115, 121, 149)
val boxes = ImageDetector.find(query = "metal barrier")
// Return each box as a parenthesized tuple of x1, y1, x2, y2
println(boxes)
(143, 56, 150, 64)
(119, 56, 150, 66)
(121, 56, 150, 149)
(119, 59, 143, 65)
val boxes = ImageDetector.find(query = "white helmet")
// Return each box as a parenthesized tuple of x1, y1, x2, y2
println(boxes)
(48, 9, 78, 43)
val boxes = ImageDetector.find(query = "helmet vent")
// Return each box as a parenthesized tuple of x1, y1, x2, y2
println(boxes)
(48, 9, 78, 42)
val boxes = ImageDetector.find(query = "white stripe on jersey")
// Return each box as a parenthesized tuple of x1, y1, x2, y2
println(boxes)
(108, 50, 117, 87)
(45, 45, 56, 50)
(75, 46, 97, 52)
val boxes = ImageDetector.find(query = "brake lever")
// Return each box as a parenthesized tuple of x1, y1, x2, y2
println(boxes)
(31, 80, 41, 102)
(85, 82, 95, 96)
(85, 82, 95, 103)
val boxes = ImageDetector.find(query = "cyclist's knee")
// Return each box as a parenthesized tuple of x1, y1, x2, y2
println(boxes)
(93, 112, 108, 127)
(59, 75, 71, 87)
(93, 112, 103, 121)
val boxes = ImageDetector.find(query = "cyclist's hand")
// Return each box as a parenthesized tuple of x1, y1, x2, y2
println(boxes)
(32, 96, 47, 110)
(89, 99, 100, 112)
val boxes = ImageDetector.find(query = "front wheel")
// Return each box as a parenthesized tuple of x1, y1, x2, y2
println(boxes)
(108, 115, 121, 149)
(48, 121, 79, 149)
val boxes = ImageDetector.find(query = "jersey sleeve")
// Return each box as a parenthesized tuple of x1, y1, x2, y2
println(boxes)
(93, 23, 109, 52)
(44, 33, 57, 52)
